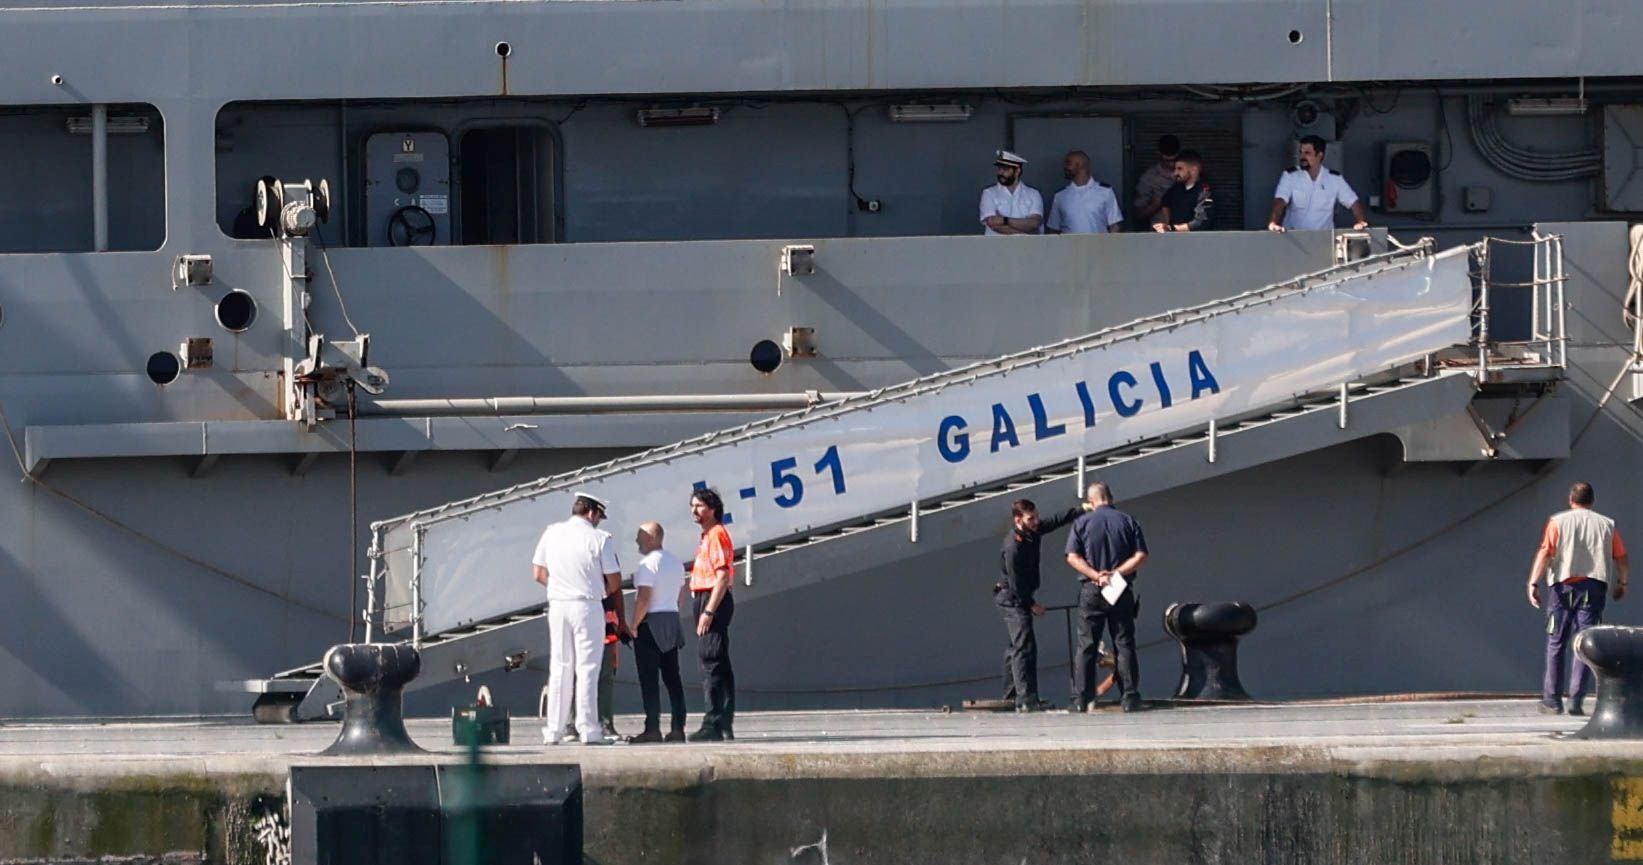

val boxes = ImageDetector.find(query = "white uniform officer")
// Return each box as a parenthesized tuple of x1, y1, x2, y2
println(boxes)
(532, 491, 621, 745)
(979, 150, 1044, 236)
(1047, 150, 1123, 234)
(1267, 135, 1369, 232)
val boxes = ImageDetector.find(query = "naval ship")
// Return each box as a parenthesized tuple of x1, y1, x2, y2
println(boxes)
(1, 0, 1640, 721)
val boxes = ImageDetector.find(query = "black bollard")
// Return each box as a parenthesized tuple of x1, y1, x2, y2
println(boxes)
(321, 643, 426, 755)
(1164, 602, 1258, 700)
(1573, 625, 1643, 739)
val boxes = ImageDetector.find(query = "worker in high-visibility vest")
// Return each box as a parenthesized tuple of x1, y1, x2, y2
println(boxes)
(687, 487, 736, 742)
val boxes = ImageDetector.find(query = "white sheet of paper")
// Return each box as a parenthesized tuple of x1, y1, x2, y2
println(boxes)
(1101, 572, 1127, 606)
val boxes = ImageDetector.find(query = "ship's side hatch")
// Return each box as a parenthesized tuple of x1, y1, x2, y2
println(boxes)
(457, 124, 558, 246)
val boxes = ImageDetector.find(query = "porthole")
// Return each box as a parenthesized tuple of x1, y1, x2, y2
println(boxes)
(216, 290, 257, 332)
(749, 339, 783, 374)
(146, 351, 181, 385)
(1287, 29, 1303, 44)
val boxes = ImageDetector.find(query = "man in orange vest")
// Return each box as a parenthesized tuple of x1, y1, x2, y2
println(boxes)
(687, 487, 737, 742)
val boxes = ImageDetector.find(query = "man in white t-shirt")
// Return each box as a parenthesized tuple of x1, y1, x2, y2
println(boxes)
(1047, 150, 1123, 235)
(531, 491, 621, 745)
(625, 520, 690, 743)
(1267, 135, 1368, 232)
(979, 150, 1044, 236)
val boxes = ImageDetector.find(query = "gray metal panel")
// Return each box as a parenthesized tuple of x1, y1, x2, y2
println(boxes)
(8, 2, 1643, 108)
(21, 412, 781, 471)
(1393, 392, 1570, 462)
(1603, 106, 1643, 212)
(1537, 220, 1629, 349)
(0, 0, 1409, 108)
(0, 232, 1336, 428)
(1331, 0, 1641, 81)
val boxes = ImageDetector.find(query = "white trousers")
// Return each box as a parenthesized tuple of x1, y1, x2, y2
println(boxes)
(545, 599, 606, 742)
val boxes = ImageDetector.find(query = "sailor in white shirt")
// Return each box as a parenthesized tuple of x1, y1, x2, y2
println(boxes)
(1268, 135, 1369, 232)
(1047, 150, 1123, 234)
(979, 150, 1044, 235)
(532, 491, 622, 745)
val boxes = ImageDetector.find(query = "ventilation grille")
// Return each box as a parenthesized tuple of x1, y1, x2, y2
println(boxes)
(1130, 112, 1245, 231)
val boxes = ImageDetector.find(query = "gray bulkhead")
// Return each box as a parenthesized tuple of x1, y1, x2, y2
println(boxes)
(0, 0, 1637, 715)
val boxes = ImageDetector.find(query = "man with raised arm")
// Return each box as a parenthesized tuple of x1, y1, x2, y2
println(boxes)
(996, 498, 1085, 712)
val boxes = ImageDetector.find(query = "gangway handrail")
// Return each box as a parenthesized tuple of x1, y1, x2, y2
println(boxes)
(1473, 232, 1568, 379)
(370, 239, 1444, 535)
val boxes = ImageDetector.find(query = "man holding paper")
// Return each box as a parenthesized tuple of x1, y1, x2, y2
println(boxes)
(1065, 482, 1149, 713)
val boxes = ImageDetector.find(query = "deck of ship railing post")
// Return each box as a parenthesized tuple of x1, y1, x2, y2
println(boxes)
(0, 699, 1640, 863)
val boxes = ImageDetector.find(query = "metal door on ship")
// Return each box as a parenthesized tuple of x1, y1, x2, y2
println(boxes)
(365, 131, 452, 247)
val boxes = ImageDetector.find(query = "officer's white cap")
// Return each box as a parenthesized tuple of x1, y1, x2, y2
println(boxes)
(994, 149, 1027, 168)
(572, 490, 610, 514)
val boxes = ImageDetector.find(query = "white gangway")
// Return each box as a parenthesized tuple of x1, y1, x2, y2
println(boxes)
(245, 240, 1488, 721)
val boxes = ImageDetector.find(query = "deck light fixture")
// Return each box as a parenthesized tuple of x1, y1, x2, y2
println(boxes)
(888, 104, 973, 123)
(635, 106, 721, 127)
(1505, 97, 1587, 116)
(65, 116, 150, 134)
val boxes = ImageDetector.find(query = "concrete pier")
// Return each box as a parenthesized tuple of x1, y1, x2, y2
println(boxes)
(0, 699, 1636, 864)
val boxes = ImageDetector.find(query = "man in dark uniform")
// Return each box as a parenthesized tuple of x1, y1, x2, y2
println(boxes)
(1065, 482, 1150, 712)
(1150, 150, 1215, 233)
(996, 499, 1083, 712)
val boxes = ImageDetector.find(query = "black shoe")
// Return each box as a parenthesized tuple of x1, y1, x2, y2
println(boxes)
(1568, 696, 1587, 717)
(603, 722, 621, 739)
(1016, 697, 1044, 713)
(687, 726, 724, 742)
(665, 730, 687, 743)
(1538, 701, 1564, 715)
(627, 729, 664, 744)
(721, 725, 734, 741)
(1068, 701, 1090, 714)
(1121, 695, 1143, 713)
